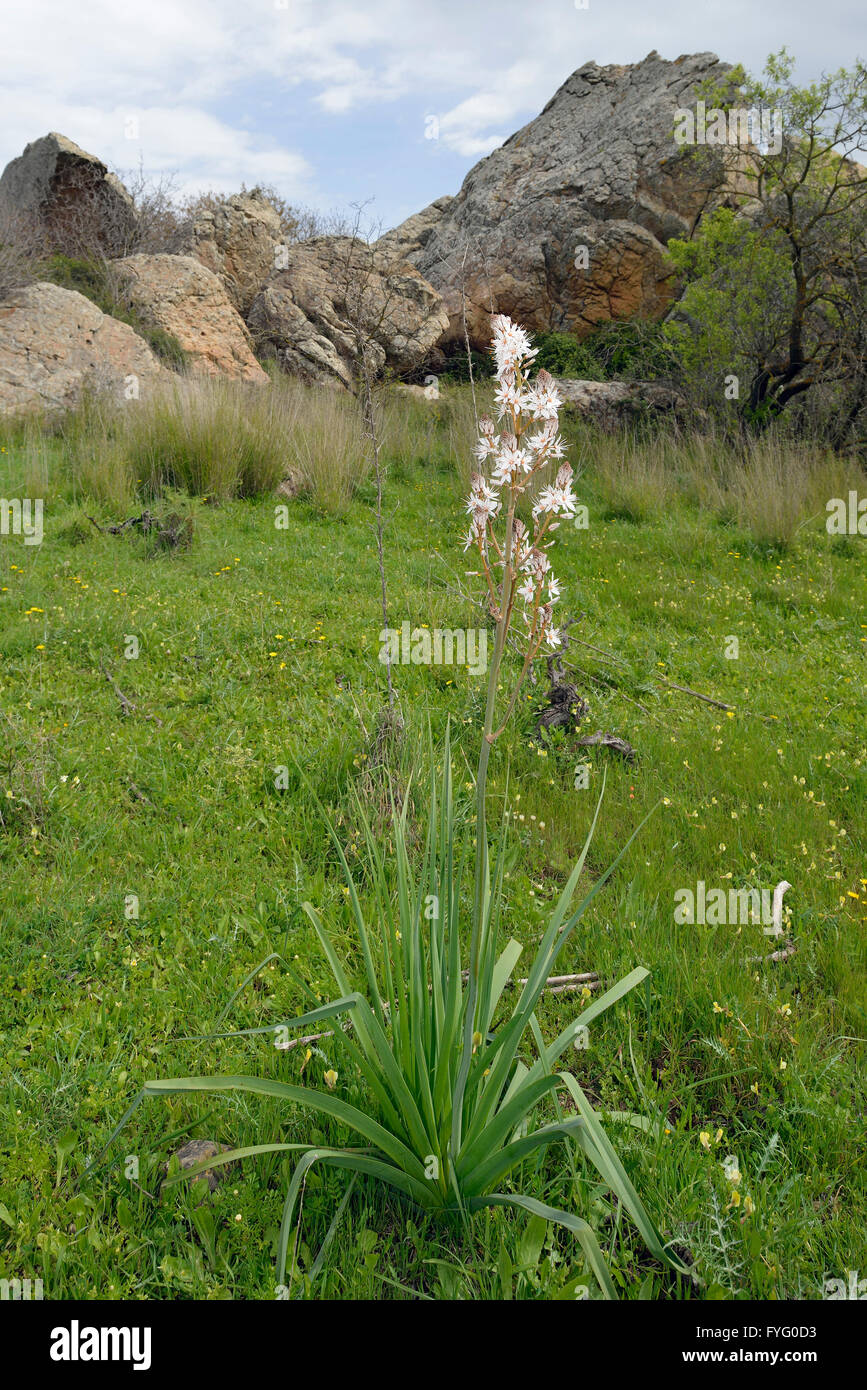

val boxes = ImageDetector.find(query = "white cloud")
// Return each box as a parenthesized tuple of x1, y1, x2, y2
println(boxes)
(0, 0, 859, 204)
(0, 95, 312, 200)
(434, 61, 550, 157)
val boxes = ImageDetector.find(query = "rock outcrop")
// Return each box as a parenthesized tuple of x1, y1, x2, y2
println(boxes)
(375, 195, 456, 266)
(169, 192, 283, 314)
(247, 237, 449, 387)
(0, 282, 163, 416)
(113, 254, 268, 383)
(0, 52, 741, 400)
(0, 133, 137, 255)
(379, 51, 733, 347)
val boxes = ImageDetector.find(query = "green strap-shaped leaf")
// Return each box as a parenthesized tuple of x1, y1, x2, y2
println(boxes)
(141, 1074, 427, 1181)
(524, 967, 651, 1083)
(461, 1118, 584, 1195)
(487, 938, 523, 1030)
(469, 1192, 617, 1300)
(277, 1147, 438, 1285)
(558, 1071, 689, 1275)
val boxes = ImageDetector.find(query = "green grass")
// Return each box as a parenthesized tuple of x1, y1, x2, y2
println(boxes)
(0, 404, 865, 1301)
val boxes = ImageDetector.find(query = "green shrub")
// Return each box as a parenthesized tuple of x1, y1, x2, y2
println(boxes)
(533, 331, 603, 380)
(586, 321, 681, 381)
(516, 326, 679, 383)
(437, 342, 496, 385)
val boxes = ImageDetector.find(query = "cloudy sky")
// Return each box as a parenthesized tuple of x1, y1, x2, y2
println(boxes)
(0, 0, 860, 231)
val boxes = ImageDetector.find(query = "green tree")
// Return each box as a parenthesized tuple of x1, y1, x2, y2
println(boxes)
(668, 51, 867, 444)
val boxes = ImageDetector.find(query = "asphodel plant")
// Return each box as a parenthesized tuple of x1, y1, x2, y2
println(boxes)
(96, 316, 686, 1297)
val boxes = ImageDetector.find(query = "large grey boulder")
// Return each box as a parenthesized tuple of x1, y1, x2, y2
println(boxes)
(379, 51, 733, 347)
(168, 191, 283, 314)
(247, 237, 449, 387)
(0, 281, 163, 417)
(554, 376, 692, 430)
(0, 133, 137, 254)
(375, 195, 456, 266)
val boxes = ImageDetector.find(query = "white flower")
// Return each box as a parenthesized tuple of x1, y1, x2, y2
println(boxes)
(466, 473, 500, 518)
(462, 506, 490, 550)
(491, 314, 537, 373)
(492, 434, 530, 484)
(524, 370, 562, 422)
(546, 434, 566, 460)
(517, 575, 536, 604)
(527, 422, 566, 463)
(463, 315, 575, 678)
(533, 475, 578, 520)
(527, 424, 554, 455)
(494, 377, 523, 419)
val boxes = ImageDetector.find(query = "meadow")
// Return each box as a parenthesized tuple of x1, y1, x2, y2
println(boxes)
(0, 379, 864, 1300)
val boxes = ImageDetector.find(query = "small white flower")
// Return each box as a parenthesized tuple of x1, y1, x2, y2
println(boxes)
(491, 314, 537, 373)
(524, 370, 562, 421)
(533, 479, 577, 520)
(466, 473, 500, 520)
(492, 434, 530, 483)
(494, 377, 523, 419)
(517, 575, 536, 604)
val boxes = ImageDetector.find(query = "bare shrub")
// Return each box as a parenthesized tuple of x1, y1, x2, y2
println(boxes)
(0, 205, 44, 298)
(115, 161, 185, 254)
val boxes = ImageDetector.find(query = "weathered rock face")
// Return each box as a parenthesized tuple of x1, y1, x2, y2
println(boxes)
(375, 195, 456, 266)
(554, 376, 692, 430)
(247, 237, 449, 387)
(169, 192, 283, 314)
(113, 254, 268, 383)
(0, 282, 163, 417)
(0, 133, 137, 255)
(381, 51, 733, 347)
